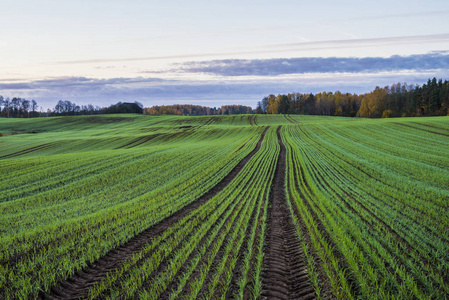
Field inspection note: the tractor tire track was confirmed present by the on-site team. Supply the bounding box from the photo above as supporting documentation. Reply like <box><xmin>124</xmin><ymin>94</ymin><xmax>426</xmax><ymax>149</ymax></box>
<box><xmin>41</xmin><ymin>127</ymin><xmax>269</xmax><ymax>300</ymax></box>
<box><xmin>393</xmin><ymin>122</ymin><xmax>449</xmax><ymax>137</ymax></box>
<box><xmin>285</xmin><ymin>114</ymin><xmax>299</xmax><ymax>124</ymax></box>
<box><xmin>0</xmin><ymin>143</ymin><xmax>54</xmax><ymax>159</ymax></box>
<box><xmin>262</xmin><ymin>126</ymin><xmax>315</xmax><ymax>300</ymax></box>
<box><xmin>115</xmin><ymin>134</ymin><xmax>161</xmax><ymax>149</ymax></box>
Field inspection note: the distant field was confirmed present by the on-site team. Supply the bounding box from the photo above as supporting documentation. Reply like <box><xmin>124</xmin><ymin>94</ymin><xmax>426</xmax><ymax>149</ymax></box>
<box><xmin>0</xmin><ymin>114</ymin><xmax>448</xmax><ymax>299</ymax></box>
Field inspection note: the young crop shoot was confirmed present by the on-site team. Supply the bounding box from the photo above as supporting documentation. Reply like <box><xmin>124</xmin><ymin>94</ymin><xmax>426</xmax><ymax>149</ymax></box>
<box><xmin>0</xmin><ymin>114</ymin><xmax>447</xmax><ymax>299</ymax></box>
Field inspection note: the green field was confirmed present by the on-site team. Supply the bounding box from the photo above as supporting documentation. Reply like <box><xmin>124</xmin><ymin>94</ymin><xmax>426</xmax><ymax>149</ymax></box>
<box><xmin>1</xmin><ymin>114</ymin><xmax>448</xmax><ymax>299</ymax></box>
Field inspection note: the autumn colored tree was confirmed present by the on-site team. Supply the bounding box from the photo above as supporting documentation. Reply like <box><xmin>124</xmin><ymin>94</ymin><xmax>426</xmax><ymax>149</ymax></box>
<box><xmin>258</xmin><ymin>78</ymin><xmax>449</xmax><ymax>118</ymax></box>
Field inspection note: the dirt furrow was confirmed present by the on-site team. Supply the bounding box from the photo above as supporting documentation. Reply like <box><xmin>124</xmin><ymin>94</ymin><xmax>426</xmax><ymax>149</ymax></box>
<box><xmin>0</xmin><ymin>142</ymin><xmax>54</xmax><ymax>159</ymax></box>
<box><xmin>284</xmin><ymin>114</ymin><xmax>298</xmax><ymax>124</ymax></box>
<box><xmin>115</xmin><ymin>134</ymin><xmax>161</xmax><ymax>149</ymax></box>
<box><xmin>262</xmin><ymin>126</ymin><xmax>315</xmax><ymax>300</ymax></box>
<box><xmin>40</xmin><ymin>127</ymin><xmax>269</xmax><ymax>300</ymax></box>
<box><xmin>392</xmin><ymin>122</ymin><xmax>449</xmax><ymax>137</ymax></box>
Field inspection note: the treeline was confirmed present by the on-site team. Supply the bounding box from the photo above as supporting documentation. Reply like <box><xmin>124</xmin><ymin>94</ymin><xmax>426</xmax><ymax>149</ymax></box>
<box><xmin>53</xmin><ymin>100</ymin><xmax>102</xmax><ymax>115</ymax></box>
<box><xmin>53</xmin><ymin>100</ymin><xmax>143</xmax><ymax>116</ymax></box>
<box><xmin>0</xmin><ymin>96</ymin><xmax>39</xmax><ymax>117</ymax></box>
<box><xmin>3</xmin><ymin>78</ymin><xmax>448</xmax><ymax>119</ymax></box>
<box><xmin>144</xmin><ymin>104</ymin><xmax>253</xmax><ymax>115</ymax></box>
<box><xmin>0</xmin><ymin>97</ymin><xmax>144</xmax><ymax>117</ymax></box>
<box><xmin>256</xmin><ymin>78</ymin><xmax>449</xmax><ymax>117</ymax></box>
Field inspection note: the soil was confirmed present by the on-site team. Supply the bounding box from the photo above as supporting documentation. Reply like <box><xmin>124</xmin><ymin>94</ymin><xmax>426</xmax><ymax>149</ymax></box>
<box><xmin>392</xmin><ymin>122</ymin><xmax>449</xmax><ymax>137</ymax></box>
<box><xmin>40</xmin><ymin>127</ymin><xmax>269</xmax><ymax>300</ymax></box>
<box><xmin>261</xmin><ymin>126</ymin><xmax>315</xmax><ymax>300</ymax></box>
<box><xmin>0</xmin><ymin>143</ymin><xmax>53</xmax><ymax>159</ymax></box>
<box><xmin>115</xmin><ymin>134</ymin><xmax>161</xmax><ymax>149</ymax></box>
<box><xmin>284</xmin><ymin>114</ymin><xmax>298</xmax><ymax>124</ymax></box>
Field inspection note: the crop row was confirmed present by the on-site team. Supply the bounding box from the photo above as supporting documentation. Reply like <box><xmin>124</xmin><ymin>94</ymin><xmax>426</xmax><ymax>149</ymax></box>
<box><xmin>83</xmin><ymin>127</ymin><xmax>278</xmax><ymax>299</ymax></box>
<box><xmin>1</xmin><ymin>114</ymin><xmax>448</xmax><ymax>299</ymax></box>
<box><xmin>0</xmin><ymin>123</ymin><xmax>263</xmax><ymax>299</ymax></box>
<box><xmin>85</xmin><ymin>127</ymin><xmax>276</xmax><ymax>299</ymax></box>
<box><xmin>281</xmin><ymin>119</ymin><xmax>449</xmax><ymax>298</ymax></box>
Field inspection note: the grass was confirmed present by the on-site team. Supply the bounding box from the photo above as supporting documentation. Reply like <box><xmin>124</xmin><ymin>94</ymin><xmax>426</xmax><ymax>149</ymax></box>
<box><xmin>0</xmin><ymin>114</ymin><xmax>448</xmax><ymax>299</ymax></box>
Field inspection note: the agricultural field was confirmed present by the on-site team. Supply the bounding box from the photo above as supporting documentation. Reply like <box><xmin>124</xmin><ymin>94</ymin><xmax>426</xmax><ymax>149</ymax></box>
<box><xmin>0</xmin><ymin>114</ymin><xmax>448</xmax><ymax>299</ymax></box>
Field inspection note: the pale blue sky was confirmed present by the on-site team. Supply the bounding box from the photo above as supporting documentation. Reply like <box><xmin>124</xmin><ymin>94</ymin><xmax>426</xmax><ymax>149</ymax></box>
<box><xmin>1</xmin><ymin>0</ymin><xmax>449</xmax><ymax>109</ymax></box>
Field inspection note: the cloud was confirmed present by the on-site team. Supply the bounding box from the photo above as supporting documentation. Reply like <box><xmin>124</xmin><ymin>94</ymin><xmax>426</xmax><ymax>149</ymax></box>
<box><xmin>261</xmin><ymin>33</ymin><xmax>449</xmax><ymax>50</ymax></box>
<box><xmin>2</xmin><ymin>61</ymin><xmax>449</xmax><ymax>110</ymax></box>
<box><xmin>172</xmin><ymin>52</ymin><xmax>449</xmax><ymax>76</ymax></box>
<box><xmin>51</xmin><ymin>33</ymin><xmax>449</xmax><ymax>65</ymax></box>
<box><xmin>343</xmin><ymin>9</ymin><xmax>449</xmax><ymax>21</ymax></box>
<box><xmin>0</xmin><ymin>76</ymin><xmax>272</xmax><ymax>108</ymax></box>
<box><xmin>0</xmin><ymin>77</ymin><xmax>164</xmax><ymax>90</ymax></box>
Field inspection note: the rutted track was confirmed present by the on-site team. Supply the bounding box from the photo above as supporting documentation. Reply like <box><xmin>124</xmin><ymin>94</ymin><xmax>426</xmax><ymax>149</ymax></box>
<box><xmin>262</xmin><ymin>126</ymin><xmax>315</xmax><ymax>300</ymax></box>
<box><xmin>0</xmin><ymin>142</ymin><xmax>54</xmax><ymax>159</ymax></box>
<box><xmin>284</xmin><ymin>114</ymin><xmax>298</xmax><ymax>124</ymax></box>
<box><xmin>115</xmin><ymin>134</ymin><xmax>161</xmax><ymax>149</ymax></box>
<box><xmin>40</xmin><ymin>127</ymin><xmax>269</xmax><ymax>300</ymax></box>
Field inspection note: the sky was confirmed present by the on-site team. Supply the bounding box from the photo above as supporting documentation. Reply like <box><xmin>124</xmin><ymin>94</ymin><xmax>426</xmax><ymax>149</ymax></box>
<box><xmin>1</xmin><ymin>0</ymin><xmax>449</xmax><ymax>110</ymax></box>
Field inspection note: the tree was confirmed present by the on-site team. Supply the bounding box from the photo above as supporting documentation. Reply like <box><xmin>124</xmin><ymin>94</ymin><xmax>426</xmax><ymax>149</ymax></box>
<box><xmin>31</xmin><ymin>100</ymin><xmax>38</xmax><ymax>117</ymax></box>
<box><xmin>278</xmin><ymin>94</ymin><xmax>290</xmax><ymax>114</ymax></box>
<box><xmin>54</xmin><ymin>100</ymin><xmax>64</xmax><ymax>114</ymax></box>
<box><xmin>255</xmin><ymin>101</ymin><xmax>264</xmax><ymax>114</ymax></box>
<box><xmin>315</xmin><ymin>92</ymin><xmax>334</xmax><ymax>116</ymax></box>
<box><xmin>303</xmin><ymin>93</ymin><xmax>315</xmax><ymax>115</ymax></box>
<box><xmin>11</xmin><ymin>98</ymin><xmax>21</xmax><ymax>117</ymax></box>
<box><xmin>0</xmin><ymin>96</ymin><xmax>3</xmax><ymax>116</ymax></box>
<box><xmin>3</xmin><ymin>98</ymin><xmax>10</xmax><ymax>117</ymax></box>
<box><xmin>22</xmin><ymin>99</ymin><xmax>30</xmax><ymax>117</ymax></box>
<box><xmin>358</xmin><ymin>87</ymin><xmax>387</xmax><ymax>117</ymax></box>
<box><xmin>266</xmin><ymin>94</ymin><xmax>278</xmax><ymax>114</ymax></box>
<box><xmin>429</xmin><ymin>77</ymin><xmax>440</xmax><ymax>115</ymax></box>
<box><xmin>440</xmin><ymin>80</ymin><xmax>449</xmax><ymax>115</ymax></box>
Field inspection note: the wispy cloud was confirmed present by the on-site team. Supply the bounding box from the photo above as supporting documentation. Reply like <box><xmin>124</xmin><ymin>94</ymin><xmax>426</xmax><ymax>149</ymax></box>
<box><xmin>4</xmin><ymin>51</ymin><xmax>449</xmax><ymax>109</ymax></box>
<box><xmin>171</xmin><ymin>52</ymin><xmax>449</xmax><ymax>76</ymax></box>
<box><xmin>0</xmin><ymin>77</ymin><xmax>164</xmax><ymax>90</ymax></box>
<box><xmin>2</xmin><ymin>67</ymin><xmax>448</xmax><ymax>110</ymax></box>
<box><xmin>50</xmin><ymin>33</ymin><xmax>449</xmax><ymax>65</ymax></box>
<box><xmin>260</xmin><ymin>34</ymin><xmax>449</xmax><ymax>50</ymax></box>
<box><xmin>343</xmin><ymin>9</ymin><xmax>449</xmax><ymax>21</ymax></box>
<box><xmin>0</xmin><ymin>76</ymin><xmax>270</xmax><ymax>108</ymax></box>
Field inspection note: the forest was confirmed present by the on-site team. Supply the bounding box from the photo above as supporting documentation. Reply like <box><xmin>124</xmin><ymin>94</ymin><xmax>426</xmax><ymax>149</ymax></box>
<box><xmin>256</xmin><ymin>78</ymin><xmax>449</xmax><ymax>117</ymax></box>
<box><xmin>0</xmin><ymin>99</ymin><xmax>144</xmax><ymax>117</ymax></box>
<box><xmin>144</xmin><ymin>104</ymin><xmax>254</xmax><ymax>115</ymax></box>
<box><xmin>1</xmin><ymin>78</ymin><xmax>449</xmax><ymax>118</ymax></box>
<box><xmin>0</xmin><ymin>96</ymin><xmax>40</xmax><ymax>118</ymax></box>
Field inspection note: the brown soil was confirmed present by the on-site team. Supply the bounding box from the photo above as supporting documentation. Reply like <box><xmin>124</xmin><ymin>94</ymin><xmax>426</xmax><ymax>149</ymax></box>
<box><xmin>203</xmin><ymin>116</ymin><xmax>219</xmax><ymax>126</ymax></box>
<box><xmin>410</xmin><ymin>121</ymin><xmax>449</xmax><ymax>133</ymax></box>
<box><xmin>284</xmin><ymin>115</ymin><xmax>298</xmax><ymax>124</ymax></box>
<box><xmin>159</xmin><ymin>184</ymin><xmax>250</xmax><ymax>300</ymax></box>
<box><xmin>115</xmin><ymin>134</ymin><xmax>161</xmax><ymax>149</ymax></box>
<box><xmin>393</xmin><ymin>122</ymin><xmax>449</xmax><ymax>137</ymax></box>
<box><xmin>261</xmin><ymin>126</ymin><xmax>315</xmax><ymax>300</ymax></box>
<box><xmin>40</xmin><ymin>127</ymin><xmax>269</xmax><ymax>300</ymax></box>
